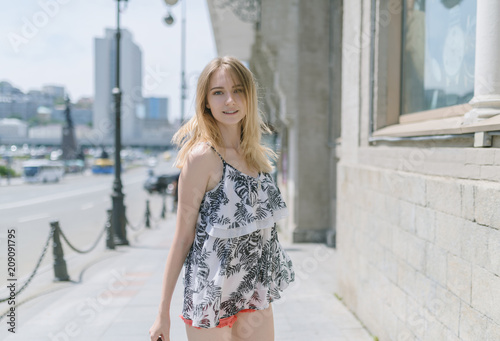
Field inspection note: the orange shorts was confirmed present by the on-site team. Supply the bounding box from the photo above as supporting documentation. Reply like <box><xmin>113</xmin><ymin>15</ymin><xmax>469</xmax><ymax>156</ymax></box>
<box><xmin>180</xmin><ymin>309</ymin><xmax>256</xmax><ymax>329</ymax></box>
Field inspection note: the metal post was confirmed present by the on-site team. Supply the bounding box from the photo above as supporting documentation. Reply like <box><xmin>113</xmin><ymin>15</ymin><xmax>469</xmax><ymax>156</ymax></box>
<box><xmin>105</xmin><ymin>209</ymin><xmax>115</xmax><ymax>250</ymax></box>
<box><xmin>145</xmin><ymin>200</ymin><xmax>151</xmax><ymax>229</ymax></box>
<box><xmin>180</xmin><ymin>0</ymin><xmax>187</xmax><ymax>124</ymax></box>
<box><xmin>51</xmin><ymin>221</ymin><xmax>70</xmax><ymax>282</ymax></box>
<box><xmin>161</xmin><ymin>194</ymin><xmax>167</xmax><ymax>219</ymax></box>
<box><xmin>111</xmin><ymin>0</ymin><xmax>129</xmax><ymax>246</ymax></box>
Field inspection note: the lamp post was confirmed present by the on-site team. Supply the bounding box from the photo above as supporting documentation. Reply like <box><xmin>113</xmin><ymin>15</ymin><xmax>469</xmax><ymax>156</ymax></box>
<box><xmin>111</xmin><ymin>0</ymin><xmax>128</xmax><ymax>245</ymax></box>
<box><xmin>163</xmin><ymin>0</ymin><xmax>187</xmax><ymax>125</ymax></box>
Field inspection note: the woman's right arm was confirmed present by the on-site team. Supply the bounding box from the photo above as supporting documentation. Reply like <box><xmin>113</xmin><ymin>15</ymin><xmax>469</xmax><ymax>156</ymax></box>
<box><xmin>149</xmin><ymin>146</ymin><xmax>213</xmax><ymax>341</ymax></box>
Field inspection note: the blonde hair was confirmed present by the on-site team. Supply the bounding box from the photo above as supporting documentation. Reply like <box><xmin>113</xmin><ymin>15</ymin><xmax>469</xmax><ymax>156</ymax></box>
<box><xmin>172</xmin><ymin>56</ymin><xmax>276</xmax><ymax>173</ymax></box>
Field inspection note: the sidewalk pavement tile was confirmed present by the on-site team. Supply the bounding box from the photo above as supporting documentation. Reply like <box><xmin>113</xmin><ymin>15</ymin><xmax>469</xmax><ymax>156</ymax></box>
<box><xmin>0</xmin><ymin>215</ymin><xmax>374</xmax><ymax>341</ymax></box>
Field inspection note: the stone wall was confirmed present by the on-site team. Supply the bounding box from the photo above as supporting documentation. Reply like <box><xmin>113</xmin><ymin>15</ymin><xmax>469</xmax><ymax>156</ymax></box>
<box><xmin>336</xmin><ymin>153</ymin><xmax>500</xmax><ymax>340</ymax></box>
<box><xmin>336</xmin><ymin>0</ymin><xmax>500</xmax><ymax>339</ymax></box>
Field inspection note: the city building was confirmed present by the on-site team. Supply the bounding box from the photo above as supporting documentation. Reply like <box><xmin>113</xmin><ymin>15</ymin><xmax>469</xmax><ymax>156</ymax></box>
<box><xmin>144</xmin><ymin>97</ymin><xmax>169</xmax><ymax>121</ymax></box>
<box><xmin>42</xmin><ymin>85</ymin><xmax>65</xmax><ymax>100</ymax></box>
<box><xmin>51</xmin><ymin>106</ymin><xmax>93</xmax><ymax>126</ymax></box>
<box><xmin>207</xmin><ymin>0</ymin><xmax>500</xmax><ymax>340</ymax></box>
<box><xmin>93</xmin><ymin>28</ymin><xmax>143</xmax><ymax>144</ymax></box>
<box><xmin>29</xmin><ymin>123</ymin><xmax>62</xmax><ymax>140</ymax></box>
<box><xmin>0</xmin><ymin>118</ymin><xmax>28</xmax><ymax>139</ymax></box>
<box><xmin>0</xmin><ymin>81</ymin><xmax>64</xmax><ymax>121</ymax></box>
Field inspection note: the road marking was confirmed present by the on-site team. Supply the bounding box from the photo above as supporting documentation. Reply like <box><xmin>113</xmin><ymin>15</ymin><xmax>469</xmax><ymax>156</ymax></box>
<box><xmin>0</xmin><ymin>184</ymin><xmax>109</xmax><ymax>210</ymax></box>
<box><xmin>18</xmin><ymin>213</ymin><xmax>50</xmax><ymax>223</ymax></box>
<box><xmin>0</xmin><ymin>176</ymin><xmax>143</xmax><ymax>210</ymax></box>
<box><xmin>81</xmin><ymin>202</ymin><xmax>95</xmax><ymax>210</ymax></box>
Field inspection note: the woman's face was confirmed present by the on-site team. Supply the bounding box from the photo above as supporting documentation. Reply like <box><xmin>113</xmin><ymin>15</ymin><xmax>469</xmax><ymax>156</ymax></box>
<box><xmin>206</xmin><ymin>67</ymin><xmax>246</xmax><ymax>129</ymax></box>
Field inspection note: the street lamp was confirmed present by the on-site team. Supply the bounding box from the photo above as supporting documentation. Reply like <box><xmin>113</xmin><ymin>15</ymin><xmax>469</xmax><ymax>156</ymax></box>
<box><xmin>163</xmin><ymin>0</ymin><xmax>187</xmax><ymax>125</ymax></box>
<box><xmin>111</xmin><ymin>0</ymin><xmax>128</xmax><ymax>245</ymax></box>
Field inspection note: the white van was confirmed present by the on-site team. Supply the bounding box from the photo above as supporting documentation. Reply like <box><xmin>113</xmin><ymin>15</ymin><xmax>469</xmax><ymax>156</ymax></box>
<box><xmin>23</xmin><ymin>160</ymin><xmax>65</xmax><ymax>183</ymax></box>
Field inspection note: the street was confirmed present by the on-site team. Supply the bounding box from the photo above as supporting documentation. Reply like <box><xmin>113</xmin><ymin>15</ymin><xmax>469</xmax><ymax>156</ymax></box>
<box><xmin>0</xmin><ymin>156</ymin><xmax>178</xmax><ymax>289</ymax></box>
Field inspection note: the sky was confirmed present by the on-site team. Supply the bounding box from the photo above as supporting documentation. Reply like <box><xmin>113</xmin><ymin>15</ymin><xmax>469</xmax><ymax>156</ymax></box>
<box><xmin>0</xmin><ymin>0</ymin><xmax>218</xmax><ymax>121</ymax></box>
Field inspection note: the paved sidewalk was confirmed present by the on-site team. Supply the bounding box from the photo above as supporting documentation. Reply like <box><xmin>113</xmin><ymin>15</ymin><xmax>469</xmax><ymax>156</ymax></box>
<box><xmin>0</xmin><ymin>214</ymin><xmax>373</xmax><ymax>341</ymax></box>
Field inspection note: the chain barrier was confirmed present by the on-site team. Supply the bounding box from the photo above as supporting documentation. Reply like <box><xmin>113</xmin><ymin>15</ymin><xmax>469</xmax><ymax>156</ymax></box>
<box><xmin>58</xmin><ymin>224</ymin><xmax>107</xmax><ymax>254</ymax></box>
<box><xmin>125</xmin><ymin>216</ymin><xmax>146</xmax><ymax>231</ymax></box>
<box><xmin>0</xmin><ymin>195</ymin><xmax>168</xmax><ymax>319</ymax></box>
<box><xmin>0</xmin><ymin>225</ymin><xmax>55</xmax><ymax>306</ymax></box>
<box><xmin>150</xmin><ymin>195</ymin><xmax>168</xmax><ymax>224</ymax></box>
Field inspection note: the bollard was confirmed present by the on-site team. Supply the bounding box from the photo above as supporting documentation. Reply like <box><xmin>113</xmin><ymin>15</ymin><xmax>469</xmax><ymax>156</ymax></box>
<box><xmin>112</xmin><ymin>202</ymin><xmax>129</xmax><ymax>246</ymax></box>
<box><xmin>145</xmin><ymin>200</ymin><xmax>151</xmax><ymax>229</ymax></box>
<box><xmin>51</xmin><ymin>221</ymin><xmax>70</xmax><ymax>282</ymax></box>
<box><xmin>161</xmin><ymin>194</ymin><xmax>166</xmax><ymax>219</ymax></box>
<box><xmin>105</xmin><ymin>209</ymin><xmax>115</xmax><ymax>250</ymax></box>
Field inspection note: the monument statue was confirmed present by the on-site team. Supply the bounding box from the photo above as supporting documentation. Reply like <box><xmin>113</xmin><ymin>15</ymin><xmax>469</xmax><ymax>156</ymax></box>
<box><xmin>61</xmin><ymin>96</ymin><xmax>78</xmax><ymax>160</ymax></box>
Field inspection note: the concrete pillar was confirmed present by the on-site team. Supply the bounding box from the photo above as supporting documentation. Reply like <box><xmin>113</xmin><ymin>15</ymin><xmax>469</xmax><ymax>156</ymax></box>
<box><xmin>291</xmin><ymin>0</ymin><xmax>331</xmax><ymax>243</ymax></box>
<box><xmin>464</xmin><ymin>0</ymin><xmax>500</xmax><ymax>124</ymax></box>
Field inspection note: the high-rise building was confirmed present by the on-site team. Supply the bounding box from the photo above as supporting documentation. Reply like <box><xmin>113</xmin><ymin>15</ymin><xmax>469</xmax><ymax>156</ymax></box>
<box><xmin>144</xmin><ymin>97</ymin><xmax>169</xmax><ymax>121</ymax></box>
<box><xmin>94</xmin><ymin>28</ymin><xmax>142</xmax><ymax>143</ymax></box>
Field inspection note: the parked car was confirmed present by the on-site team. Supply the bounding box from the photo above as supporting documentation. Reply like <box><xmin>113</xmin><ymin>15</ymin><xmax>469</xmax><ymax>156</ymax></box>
<box><xmin>144</xmin><ymin>173</ymin><xmax>179</xmax><ymax>194</ymax></box>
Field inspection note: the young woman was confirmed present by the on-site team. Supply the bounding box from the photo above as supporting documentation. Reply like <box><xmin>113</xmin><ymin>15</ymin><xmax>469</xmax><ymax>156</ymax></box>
<box><xmin>149</xmin><ymin>56</ymin><xmax>294</xmax><ymax>341</ymax></box>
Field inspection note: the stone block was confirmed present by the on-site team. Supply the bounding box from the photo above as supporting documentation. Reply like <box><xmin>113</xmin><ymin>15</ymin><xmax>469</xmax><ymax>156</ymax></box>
<box><xmin>372</xmin><ymin>191</ymin><xmax>386</xmax><ymax>219</ymax></box>
<box><xmin>398</xmin><ymin>260</ymin><xmax>416</xmax><ymax>295</ymax></box>
<box><xmin>407</xmin><ymin>173</ymin><xmax>427</xmax><ymax>207</ymax></box>
<box><xmin>399</xmin><ymin>200</ymin><xmax>416</xmax><ymax>234</ymax></box>
<box><xmin>446</xmin><ymin>254</ymin><xmax>472</xmax><ymax>304</ymax></box>
<box><xmin>413</xmin><ymin>270</ymin><xmax>434</xmax><ymax>306</ymax></box>
<box><xmin>461</xmin><ymin>220</ymin><xmax>489</xmax><ymax>267</ymax></box>
<box><xmin>393</xmin><ymin>228</ymin><xmax>409</xmax><ymax>262</ymax></box>
<box><xmin>495</xmin><ymin>149</ymin><xmax>500</xmax><ymax>166</ymax></box>
<box><xmin>459</xmin><ymin>303</ymin><xmax>487</xmax><ymax>341</ymax></box>
<box><xmin>382</xmin><ymin>309</ymin><xmax>400</xmax><ymax>341</ymax></box>
<box><xmin>426</xmin><ymin>177</ymin><xmax>462</xmax><ymax>217</ymax></box>
<box><xmin>396</xmin><ymin>318</ymin><xmax>418</xmax><ymax>341</ymax></box>
<box><xmin>474</xmin><ymin>184</ymin><xmax>500</xmax><ymax>230</ymax></box>
<box><xmin>471</xmin><ymin>265</ymin><xmax>500</xmax><ymax>322</ymax></box>
<box><xmin>377</xmin><ymin>219</ymin><xmax>393</xmax><ymax>251</ymax></box>
<box><xmin>465</xmin><ymin>148</ymin><xmax>496</xmax><ymax>165</ymax></box>
<box><xmin>390</xmin><ymin>284</ymin><xmax>407</xmax><ymax>322</ymax></box>
<box><xmin>435</xmin><ymin>211</ymin><xmax>464</xmax><ymax>256</ymax></box>
<box><xmin>480</xmin><ymin>165</ymin><xmax>500</xmax><ymax>182</ymax></box>
<box><xmin>392</xmin><ymin>171</ymin><xmax>426</xmax><ymax>207</ymax></box>
<box><xmin>486</xmin><ymin>319</ymin><xmax>500</xmax><ymax>341</ymax></box>
<box><xmin>425</xmin><ymin>243</ymin><xmax>447</xmax><ymax>287</ymax></box>
<box><xmin>384</xmin><ymin>194</ymin><xmax>400</xmax><ymax>226</ymax></box>
<box><xmin>405</xmin><ymin>296</ymin><xmax>427</xmax><ymax>340</ymax></box>
<box><xmin>429</xmin><ymin>284</ymin><xmax>461</xmax><ymax>336</ymax></box>
<box><xmin>461</xmin><ymin>182</ymin><xmax>475</xmax><ymax>222</ymax></box>
<box><xmin>381</xmin><ymin>248</ymin><xmax>398</xmax><ymax>284</ymax></box>
<box><xmin>415</xmin><ymin>206</ymin><xmax>436</xmax><ymax>242</ymax></box>
<box><xmin>425</xmin><ymin>316</ymin><xmax>460</xmax><ymax>341</ymax></box>
<box><xmin>406</xmin><ymin>234</ymin><xmax>426</xmax><ymax>273</ymax></box>
<box><xmin>486</xmin><ymin>228</ymin><xmax>500</xmax><ymax>276</ymax></box>
<box><xmin>374</xmin><ymin>272</ymin><xmax>394</xmax><ymax>308</ymax></box>
<box><xmin>463</xmin><ymin>164</ymin><xmax>482</xmax><ymax>179</ymax></box>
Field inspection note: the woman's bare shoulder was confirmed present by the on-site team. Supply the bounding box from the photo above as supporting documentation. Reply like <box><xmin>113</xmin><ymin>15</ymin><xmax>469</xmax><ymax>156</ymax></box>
<box><xmin>184</xmin><ymin>142</ymin><xmax>220</xmax><ymax>173</ymax></box>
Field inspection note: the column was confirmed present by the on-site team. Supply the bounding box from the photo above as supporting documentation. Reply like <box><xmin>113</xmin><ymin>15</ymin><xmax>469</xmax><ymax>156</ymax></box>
<box><xmin>464</xmin><ymin>0</ymin><xmax>500</xmax><ymax>124</ymax></box>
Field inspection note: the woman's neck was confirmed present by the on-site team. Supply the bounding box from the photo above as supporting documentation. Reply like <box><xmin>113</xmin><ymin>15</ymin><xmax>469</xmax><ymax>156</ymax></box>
<box><xmin>217</xmin><ymin>123</ymin><xmax>242</xmax><ymax>150</ymax></box>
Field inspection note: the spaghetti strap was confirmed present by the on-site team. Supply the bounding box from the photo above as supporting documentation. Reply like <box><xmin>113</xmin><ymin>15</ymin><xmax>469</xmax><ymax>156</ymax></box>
<box><xmin>206</xmin><ymin>142</ymin><xmax>225</xmax><ymax>164</ymax></box>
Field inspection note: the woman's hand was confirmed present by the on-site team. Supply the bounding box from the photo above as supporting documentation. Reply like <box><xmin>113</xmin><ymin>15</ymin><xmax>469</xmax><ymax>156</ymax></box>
<box><xmin>149</xmin><ymin>313</ymin><xmax>170</xmax><ymax>341</ymax></box>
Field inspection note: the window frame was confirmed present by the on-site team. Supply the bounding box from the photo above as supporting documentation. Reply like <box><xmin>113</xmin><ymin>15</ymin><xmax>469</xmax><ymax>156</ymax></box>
<box><xmin>370</xmin><ymin>0</ymin><xmax>499</xmax><ymax>138</ymax></box>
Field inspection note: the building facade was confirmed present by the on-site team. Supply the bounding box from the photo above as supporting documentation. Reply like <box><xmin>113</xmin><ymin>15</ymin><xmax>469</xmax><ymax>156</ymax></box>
<box><xmin>94</xmin><ymin>29</ymin><xmax>143</xmax><ymax>144</ymax></box>
<box><xmin>207</xmin><ymin>0</ymin><xmax>500</xmax><ymax>340</ymax></box>
<box><xmin>0</xmin><ymin>81</ymin><xmax>59</xmax><ymax>121</ymax></box>
<box><xmin>337</xmin><ymin>1</ymin><xmax>500</xmax><ymax>340</ymax></box>
<box><xmin>144</xmin><ymin>97</ymin><xmax>169</xmax><ymax>121</ymax></box>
